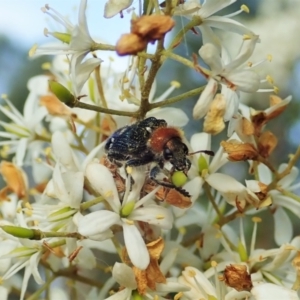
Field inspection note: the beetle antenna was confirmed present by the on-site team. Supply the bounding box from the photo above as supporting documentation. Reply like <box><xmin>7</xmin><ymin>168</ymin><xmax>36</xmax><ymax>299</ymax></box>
<box><xmin>188</xmin><ymin>150</ymin><xmax>214</xmax><ymax>156</ymax></box>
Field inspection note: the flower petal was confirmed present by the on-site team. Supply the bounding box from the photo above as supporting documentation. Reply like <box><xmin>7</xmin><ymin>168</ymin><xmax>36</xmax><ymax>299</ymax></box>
<box><xmin>112</xmin><ymin>262</ymin><xmax>137</xmax><ymax>289</ymax></box>
<box><xmin>130</xmin><ymin>205</ymin><xmax>173</xmax><ymax>230</ymax></box>
<box><xmin>193</xmin><ymin>79</ymin><xmax>218</xmax><ymax>119</ymax></box>
<box><xmin>78</xmin><ymin>210</ymin><xmax>120</xmax><ymax>236</ymax></box>
<box><xmin>85</xmin><ymin>162</ymin><xmax>120</xmax><ymax>212</ymax></box>
<box><xmin>122</xmin><ymin>221</ymin><xmax>149</xmax><ymax>270</ymax></box>
<box><xmin>273</xmin><ymin>206</ymin><xmax>293</xmax><ymax>246</ymax></box>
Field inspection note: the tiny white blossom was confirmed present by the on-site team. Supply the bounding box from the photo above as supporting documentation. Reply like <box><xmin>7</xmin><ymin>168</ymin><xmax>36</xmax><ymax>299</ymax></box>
<box><xmin>174</xmin><ymin>0</ymin><xmax>254</xmax><ymax>49</ymax></box>
<box><xmin>193</xmin><ymin>36</ymin><xmax>267</xmax><ymax>120</ymax></box>
<box><xmin>78</xmin><ymin>162</ymin><xmax>173</xmax><ymax>270</ymax></box>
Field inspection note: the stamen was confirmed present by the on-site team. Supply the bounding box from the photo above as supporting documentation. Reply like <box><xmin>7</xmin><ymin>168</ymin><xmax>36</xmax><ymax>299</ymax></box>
<box><xmin>224</xmin><ymin>5</ymin><xmax>249</xmax><ymax>18</ymax></box>
<box><xmin>250</xmin><ymin>217</ymin><xmax>261</xmax><ymax>255</ymax></box>
<box><xmin>266</xmin><ymin>75</ymin><xmax>274</xmax><ymax>85</ymax></box>
<box><xmin>154</xmin><ymin>81</ymin><xmax>180</xmax><ymax>102</ymax></box>
<box><xmin>156</xmin><ymin>214</ymin><xmax>164</xmax><ymax>219</ymax></box>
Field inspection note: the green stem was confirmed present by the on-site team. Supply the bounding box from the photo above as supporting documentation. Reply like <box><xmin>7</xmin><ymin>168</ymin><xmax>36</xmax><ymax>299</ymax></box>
<box><xmin>267</xmin><ymin>146</ymin><xmax>300</xmax><ymax>190</ymax></box>
<box><xmin>203</xmin><ymin>182</ymin><xmax>224</xmax><ymax>223</ymax></box>
<box><xmin>27</xmin><ymin>275</ymin><xmax>56</xmax><ymax>300</ymax></box>
<box><xmin>30</xmin><ymin>230</ymin><xmax>84</xmax><ymax>240</ymax></box>
<box><xmin>80</xmin><ymin>196</ymin><xmax>105</xmax><ymax>211</ymax></box>
<box><xmin>139</xmin><ymin>38</ymin><xmax>165</xmax><ymax>118</ymax></box>
<box><xmin>68</xmin><ymin>100</ymin><xmax>138</xmax><ymax>117</ymax></box>
<box><xmin>163</xmin><ymin>51</ymin><xmax>195</xmax><ymax>68</ymax></box>
<box><xmin>167</xmin><ymin>16</ymin><xmax>203</xmax><ymax>50</ymax></box>
<box><xmin>149</xmin><ymin>86</ymin><xmax>205</xmax><ymax>109</ymax></box>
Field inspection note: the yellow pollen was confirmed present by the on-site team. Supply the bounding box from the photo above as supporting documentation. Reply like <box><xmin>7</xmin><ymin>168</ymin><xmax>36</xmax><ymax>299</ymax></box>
<box><xmin>153</xmin><ymin>296</ymin><xmax>159</xmax><ymax>300</ymax></box>
<box><xmin>285</xmin><ymin>245</ymin><xmax>296</xmax><ymax>250</ymax></box>
<box><xmin>174</xmin><ymin>292</ymin><xmax>183</xmax><ymax>300</ymax></box>
<box><xmin>178</xmin><ymin>227</ymin><xmax>186</xmax><ymax>235</ymax></box>
<box><xmin>156</xmin><ymin>214</ymin><xmax>164</xmax><ymax>220</ymax></box>
<box><xmin>41</xmin><ymin>62</ymin><xmax>51</xmax><ymax>70</ymax></box>
<box><xmin>215</xmin><ymin>232</ymin><xmax>222</xmax><ymax>238</ymax></box>
<box><xmin>241</xmin><ymin>4</ymin><xmax>250</xmax><ymax>13</ymax></box>
<box><xmin>211</xmin><ymin>260</ymin><xmax>218</xmax><ymax>267</ymax></box>
<box><xmin>1</xmin><ymin>94</ymin><xmax>8</xmax><ymax>99</ymax></box>
<box><xmin>252</xmin><ymin>216</ymin><xmax>262</xmax><ymax>223</ymax></box>
<box><xmin>16</xmin><ymin>207</ymin><xmax>22</xmax><ymax>213</ymax></box>
<box><xmin>29</xmin><ymin>188</ymin><xmax>38</xmax><ymax>195</ymax></box>
<box><xmin>25</xmin><ymin>202</ymin><xmax>32</xmax><ymax>209</ymax></box>
<box><xmin>171</xmin><ymin>80</ymin><xmax>181</xmax><ymax>88</ymax></box>
<box><xmin>243</xmin><ymin>34</ymin><xmax>252</xmax><ymax>40</ymax></box>
<box><xmin>267</xmin><ymin>54</ymin><xmax>272</xmax><ymax>62</ymax></box>
<box><xmin>44</xmin><ymin>147</ymin><xmax>52</xmax><ymax>156</ymax></box>
<box><xmin>126</xmin><ymin>166</ymin><xmax>133</xmax><ymax>174</ymax></box>
<box><xmin>266</xmin><ymin>75</ymin><xmax>274</xmax><ymax>84</ymax></box>
<box><xmin>28</xmin><ymin>44</ymin><xmax>38</xmax><ymax>57</ymax></box>
<box><xmin>25</xmin><ymin>209</ymin><xmax>32</xmax><ymax>217</ymax></box>
<box><xmin>122</xmin><ymin>77</ymin><xmax>129</xmax><ymax>84</ymax></box>
<box><xmin>35</xmin><ymin>157</ymin><xmax>42</xmax><ymax>163</ymax></box>
<box><xmin>104</xmin><ymin>190</ymin><xmax>113</xmax><ymax>198</ymax></box>
<box><xmin>273</xmin><ymin>86</ymin><xmax>279</xmax><ymax>94</ymax></box>
<box><xmin>0</xmin><ymin>277</ymin><xmax>3</xmax><ymax>284</ymax></box>
<box><xmin>104</xmin><ymin>266</ymin><xmax>113</xmax><ymax>273</ymax></box>
<box><xmin>125</xmin><ymin>219</ymin><xmax>134</xmax><ymax>225</ymax></box>
<box><xmin>247</xmin><ymin>61</ymin><xmax>253</xmax><ymax>67</ymax></box>
<box><xmin>0</xmin><ymin>146</ymin><xmax>10</xmax><ymax>158</ymax></box>
<box><xmin>188</xmin><ymin>269</ymin><xmax>196</xmax><ymax>277</ymax></box>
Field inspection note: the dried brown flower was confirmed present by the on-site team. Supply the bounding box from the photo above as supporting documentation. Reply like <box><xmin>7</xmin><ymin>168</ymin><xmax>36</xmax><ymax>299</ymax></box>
<box><xmin>221</xmin><ymin>264</ymin><xmax>253</xmax><ymax>292</ymax></box>
<box><xmin>221</xmin><ymin>140</ymin><xmax>258</xmax><ymax>161</ymax></box>
<box><xmin>131</xmin><ymin>15</ymin><xmax>175</xmax><ymax>40</ymax></box>
<box><xmin>257</xmin><ymin>131</ymin><xmax>277</xmax><ymax>158</ymax></box>
<box><xmin>116</xmin><ymin>33</ymin><xmax>148</xmax><ymax>56</ymax></box>
<box><xmin>203</xmin><ymin>94</ymin><xmax>226</xmax><ymax>135</ymax></box>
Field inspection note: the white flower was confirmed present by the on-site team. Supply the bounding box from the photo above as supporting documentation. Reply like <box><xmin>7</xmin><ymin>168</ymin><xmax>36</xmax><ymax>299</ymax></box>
<box><xmin>31</xmin><ymin>0</ymin><xmax>102</xmax><ymax>97</ymax></box>
<box><xmin>256</xmin><ymin>163</ymin><xmax>300</xmax><ymax>246</ymax></box>
<box><xmin>193</xmin><ymin>36</ymin><xmax>266</xmax><ymax>120</ymax></box>
<box><xmin>32</xmin><ymin>0</ymin><xmax>95</xmax><ymax>57</ymax></box>
<box><xmin>178</xmin><ymin>266</ymin><xmax>217</xmax><ymax>300</ymax></box>
<box><xmin>104</xmin><ymin>0</ymin><xmax>134</xmax><ymax>18</ymax></box>
<box><xmin>186</xmin><ymin>132</ymin><xmax>255</xmax><ymax>210</ymax></box>
<box><xmin>251</xmin><ymin>283</ymin><xmax>299</xmax><ymax>300</ymax></box>
<box><xmin>174</xmin><ymin>0</ymin><xmax>254</xmax><ymax>49</ymax></box>
<box><xmin>78</xmin><ymin>162</ymin><xmax>173</xmax><ymax>270</ymax></box>
<box><xmin>0</xmin><ymin>78</ymin><xmax>48</xmax><ymax>166</ymax></box>
<box><xmin>0</xmin><ymin>203</ymin><xmax>44</xmax><ymax>300</ymax></box>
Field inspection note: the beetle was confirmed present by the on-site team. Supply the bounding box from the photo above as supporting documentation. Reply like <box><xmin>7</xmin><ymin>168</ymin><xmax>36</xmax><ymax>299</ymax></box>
<box><xmin>105</xmin><ymin>117</ymin><xmax>212</xmax><ymax>196</ymax></box>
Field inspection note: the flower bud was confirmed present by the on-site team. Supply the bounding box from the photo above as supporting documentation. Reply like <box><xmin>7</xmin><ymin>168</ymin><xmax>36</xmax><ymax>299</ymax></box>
<box><xmin>2</xmin><ymin>225</ymin><xmax>35</xmax><ymax>239</ymax></box>
<box><xmin>48</xmin><ymin>80</ymin><xmax>75</xmax><ymax>106</ymax></box>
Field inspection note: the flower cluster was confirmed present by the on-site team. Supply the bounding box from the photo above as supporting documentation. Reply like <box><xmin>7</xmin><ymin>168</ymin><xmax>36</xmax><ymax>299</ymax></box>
<box><xmin>0</xmin><ymin>0</ymin><xmax>299</xmax><ymax>299</ymax></box>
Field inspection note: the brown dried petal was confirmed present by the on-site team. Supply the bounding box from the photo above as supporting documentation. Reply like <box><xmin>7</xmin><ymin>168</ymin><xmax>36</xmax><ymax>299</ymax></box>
<box><xmin>222</xmin><ymin>264</ymin><xmax>253</xmax><ymax>292</ymax></box>
<box><xmin>116</xmin><ymin>33</ymin><xmax>147</xmax><ymax>56</ymax></box>
<box><xmin>164</xmin><ymin>188</ymin><xmax>192</xmax><ymax>208</ymax></box>
<box><xmin>133</xmin><ymin>238</ymin><xmax>166</xmax><ymax>294</ymax></box>
<box><xmin>132</xmin><ymin>15</ymin><xmax>175</xmax><ymax>40</ymax></box>
<box><xmin>258</xmin><ymin>131</ymin><xmax>277</xmax><ymax>158</ymax></box>
<box><xmin>203</xmin><ymin>94</ymin><xmax>226</xmax><ymax>135</ymax></box>
<box><xmin>241</xmin><ymin>117</ymin><xmax>255</xmax><ymax>136</ymax></box>
<box><xmin>0</xmin><ymin>161</ymin><xmax>27</xmax><ymax>200</ymax></box>
<box><xmin>251</xmin><ymin>111</ymin><xmax>267</xmax><ymax>134</ymax></box>
<box><xmin>40</xmin><ymin>95</ymin><xmax>73</xmax><ymax>117</ymax></box>
<box><xmin>221</xmin><ymin>140</ymin><xmax>258</xmax><ymax>161</ymax></box>
<box><xmin>144</xmin><ymin>181</ymin><xmax>192</xmax><ymax>208</ymax></box>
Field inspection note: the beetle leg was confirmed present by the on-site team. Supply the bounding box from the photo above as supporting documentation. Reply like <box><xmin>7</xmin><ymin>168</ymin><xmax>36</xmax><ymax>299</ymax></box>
<box><xmin>149</xmin><ymin>166</ymin><xmax>191</xmax><ymax>197</ymax></box>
